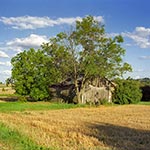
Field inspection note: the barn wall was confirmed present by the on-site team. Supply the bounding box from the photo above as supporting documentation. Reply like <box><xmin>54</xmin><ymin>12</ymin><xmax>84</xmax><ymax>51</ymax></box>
<box><xmin>81</xmin><ymin>85</ymin><xmax>111</xmax><ymax>104</ymax></box>
<box><xmin>49</xmin><ymin>78</ymin><xmax>114</xmax><ymax>104</ymax></box>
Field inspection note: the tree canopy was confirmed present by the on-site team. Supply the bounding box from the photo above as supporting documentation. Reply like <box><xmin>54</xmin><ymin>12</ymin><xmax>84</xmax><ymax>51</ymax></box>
<box><xmin>11</xmin><ymin>16</ymin><xmax>132</xmax><ymax>102</ymax></box>
<box><xmin>42</xmin><ymin>16</ymin><xmax>132</xmax><ymax>103</ymax></box>
<box><xmin>11</xmin><ymin>48</ymin><xmax>60</xmax><ymax>101</ymax></box>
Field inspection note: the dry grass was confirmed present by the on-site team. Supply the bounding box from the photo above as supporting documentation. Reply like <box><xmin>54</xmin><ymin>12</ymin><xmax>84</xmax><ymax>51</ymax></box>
<box><xmin>0</xmin><ymin>86</ymin><xmax>15</xmax><ymax>95</ymax></box>
<box><xmin>0</xmin><ymin>86</ymin><xmax>16</xmax><ymax>102</ymax></box>
<box><xmin>0</xmin><ymin>105</ymin><xmax>150</xmax><ymax>150</ymax></box>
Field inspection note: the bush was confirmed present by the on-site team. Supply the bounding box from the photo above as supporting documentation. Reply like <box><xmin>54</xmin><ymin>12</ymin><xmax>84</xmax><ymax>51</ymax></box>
<box><xmin>2</xmin><ymin>88</ymin><xmax>5</xmax><ymax>92</ymax></box>
<box><xmin>30</xmin><ymin>88</ymin><xmax>49</xmax><ymax>101</ymax></box>
<box><xmin>18</xmin><ymin>96</ymin><xmax>27</xmax><ymax>102</ymax></box>
<box><xmin>113</xmin><ymin>79</ymin><xmax>142</xmax><ymax>104</ymax></box>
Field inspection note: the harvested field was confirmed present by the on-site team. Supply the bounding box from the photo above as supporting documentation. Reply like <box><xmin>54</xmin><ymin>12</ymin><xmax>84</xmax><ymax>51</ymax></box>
<box><xmin>0</xmin><ymin>87</ymin><xmax>15</xmax><ymax>95</ymax></box>
<box><xmin>0</xmin><ymin>105</ymin><xmax>150</xmax><ymax>150</ymax></box>
<box><xmin>0</xmin><ymin>85</ymin><xmax>16</xmax><ymax>102</ymax></box>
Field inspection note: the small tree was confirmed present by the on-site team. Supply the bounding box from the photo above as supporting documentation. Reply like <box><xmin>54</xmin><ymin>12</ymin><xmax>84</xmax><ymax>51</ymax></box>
<box><xmin>113</xmin><ymin>79</ymin><xmax>142</xmax><ymax>104</ymax></box>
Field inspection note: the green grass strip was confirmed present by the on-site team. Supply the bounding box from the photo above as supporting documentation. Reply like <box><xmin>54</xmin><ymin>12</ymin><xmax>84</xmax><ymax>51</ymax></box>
<box><xmin>138</xmin><ymin>101</ymin><xmax>150</xmax><ymax>105</ymax></box>
<box><xmin>0</xmin><ymin>122</ymin><xmax>51</xmax><ymax>150</ymax></box>
<box><xmin>0</xmin><ymin>102</ymin><xmax>85</xmax><ymax>112</ymax></box>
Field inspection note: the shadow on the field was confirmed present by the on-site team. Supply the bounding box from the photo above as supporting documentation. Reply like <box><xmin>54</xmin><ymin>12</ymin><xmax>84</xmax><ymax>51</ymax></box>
<box><xmin>0</xmin><ymin>96</ymin><xmax>17</xmax><ymax>102</ymax></box>
<box><xmin>87</xmin><ymin>122</ymin><xmax>150</xmax><ymax>150</ymax></box>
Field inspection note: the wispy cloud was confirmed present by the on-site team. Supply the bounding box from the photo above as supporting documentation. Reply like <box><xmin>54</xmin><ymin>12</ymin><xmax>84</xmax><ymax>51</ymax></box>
<box><xmin>106</xmin><ymin>32</ymin><xmax>119</xmax><ymax>38</ymax></box>
<box><xmin>0</xmin><ymin>16</ymin><xmax>104</xmax><ymax>30</ymax></box>
<box><xmin>139</xmin><ymin>56</ymin><xmax>150</xmax><ymax>60</ymax></box>
<box><xmin>0</xmin><ymin>70</ymin><xmax>11</xmax><ymax>76</ymax></box>
<box><xmin>0</xmin><ymin>51</ymin><xmax>9</xmax><ymax>58</ymax></box>
<box><xmin>0</xmin><ymin>61</ymin><xmax>11</xmax><ymax>66</ymax></box>
<box><xmin>122</xmin><ymin>27</ymin><xmax>150</xmax><ymax>48</ymax></box>
<box><xmin>134</xmin><ymin>69</ymin><xmax>145</xmax><ymax>72</ymax></box>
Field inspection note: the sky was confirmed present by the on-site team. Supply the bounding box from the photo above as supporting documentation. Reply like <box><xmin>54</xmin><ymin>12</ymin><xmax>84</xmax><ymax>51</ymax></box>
<box><xmin>0</xmin><ymin>0</ymin><xmax>150</xmax><ymax>82</ymax></box>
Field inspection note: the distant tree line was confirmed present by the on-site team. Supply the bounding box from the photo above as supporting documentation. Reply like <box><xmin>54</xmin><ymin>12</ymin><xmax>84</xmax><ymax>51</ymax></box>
<box><xmin>8</xmin><ymin>16</ymin><xmax>144</xmax><ymax>104</ymax></box>
<box><xmin>136</xmin><ymin>78</ymin><xmax>150</xmax><ymax>101</ymax></box>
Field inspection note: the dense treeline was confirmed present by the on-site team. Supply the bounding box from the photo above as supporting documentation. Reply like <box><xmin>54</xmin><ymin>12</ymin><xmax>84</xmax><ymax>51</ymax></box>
<box><xmin>8</xmin><ymin>16</ymin><xmax>144</xmax><ymax>104</ymax></box>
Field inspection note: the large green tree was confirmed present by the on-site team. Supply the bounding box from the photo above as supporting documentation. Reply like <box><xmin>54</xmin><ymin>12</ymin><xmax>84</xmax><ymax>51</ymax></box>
<box><xmin>42</xmin><ymin>16</ymin><xmax>132</xmax><ymax>103</ymax></box>
<box><xmin>11</xmin><ymin>48</ymin><xmax>59</xmax><ymax>101</ymax></box>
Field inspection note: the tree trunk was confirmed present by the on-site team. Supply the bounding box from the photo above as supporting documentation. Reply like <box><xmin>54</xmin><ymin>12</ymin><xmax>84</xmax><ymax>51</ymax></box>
<box><xmin>75</xmin><ymin>81</ymin><xmax>86</xmax><ymax>104</ymax></box>
<box><xmin>74</xmin><ymin>79</ymin><xmax>82</xmax><ymax>104</ymax></box>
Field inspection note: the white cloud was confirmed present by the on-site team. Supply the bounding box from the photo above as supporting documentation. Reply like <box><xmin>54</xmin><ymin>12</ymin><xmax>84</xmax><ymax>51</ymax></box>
<box><xmin>94</xmin><ymin>16</ymin><xmax>104</xmax><ymax>23</ymax></box>
<box><xmin>122</xmin><ymin>27</ymin><xmax>150</xmax><ymax>48</ymax></box>
<box><xmin>0</xmin><ymin>16</ymin><xmax>57</xmax><ymax>29</ymax></box>
<box><xmin>0</xmin><ymin>34</ymin><xmax>49</xmax><ymax>80</ymax></box>
<box><xmin>56</xmin><ymin>17</ymin><xmax>82</xmax><ymax>25</ymax></box>
<box><xmin>0</xmin><ymin>46</ymin><xmax>22</xmax><ymax>53</ymax></box>
<box><xmin>106</xmin><ymin>32</ymin><xmax>119</xmax><ymax>38</ymax></box>
<box><xmin>125</xmin><ymin>43</ymin><xmax>132</xmax><ymax>47</ymax></box>
<box><xmin>0</xmin><ymin>70</ymin><xmax>11</xmax><ymax>76</ymax></box>
<box><xmin>0</xmin><ymin>51</ymin><xmax>9</xmax><ymax>58</ymax></box>
<box><xmin>134</xmin><ymin>69</ymin><xmax>144</xmax><ymax>72</ymax></box>
<box><xmin>0</xmin><ymin>16</ymin><xmax>104</xmax><ymax>30</ymax></box>
<box><xmin>135</xmin><ymin>27</ymin><xmax>150</xmax><ymax>37</ymax></box>
<box><xmin>0</xmin><ymin>34</ymin><xmax>49</xmax><ymax>62</ymax></box>
<box><xmin>134</xmin><ymin>76</ymin><xmax>140</xmax><ymax>79</ymax></box>
<box><xmin>139</xmin><ymin>56</ymin><xmax>150</xmax><ymax>60</ymax></box>
<box><xmin>0</xmin><ymin>61</ymin><xmax>11</xmax><ymax>66</ymax></box>
<box><xmin>6</xmin><ymin>34</ymin><xmax>49</xmax><ymax>52</ymax></box>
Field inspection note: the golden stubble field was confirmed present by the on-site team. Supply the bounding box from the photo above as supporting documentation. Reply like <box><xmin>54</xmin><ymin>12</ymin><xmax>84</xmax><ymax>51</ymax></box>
<box><xmin>0</xmin><ymin>85</ymin><xmax>15</xmax><ymax>95</ymax></box>
<box><xmin>0</xmin><ymin>105</ymin><xmax>150</xmax><ymax>150</ymax></box>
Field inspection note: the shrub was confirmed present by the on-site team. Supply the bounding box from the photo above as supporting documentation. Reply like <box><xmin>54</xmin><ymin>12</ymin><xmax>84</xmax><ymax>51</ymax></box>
<box><xmin>113</xmin><ymin>79</ymin><xmax>142</xmax><ymax>104</ymax></box>
<box><xmin>30</xmin><ymin>88</ymin><xmax>49</xmax><ymax>101</ymax></box>
<box><xmin>18</xmin><ymin>96</ymin><xmax>27</xmax><ymax>102</ymax></box>
<box><xmin>2</xmin><ymin>88</ymin><xmax>5</xmax><ymax>92</ymax></box>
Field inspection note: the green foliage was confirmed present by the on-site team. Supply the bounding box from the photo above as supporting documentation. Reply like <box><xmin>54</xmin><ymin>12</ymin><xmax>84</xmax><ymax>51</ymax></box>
<box><xmin>11</xmin><ymin>48</ymin><xmax>58</xmax><ymax>101</ymax></box>
<box><xmin>41</xmin><ymin>32</ymin><xmax>74</xmax><ymax>81</ymax></box>
<box><xmin>137</xmin><ymin>77</ymin><xmax>150</xmax><ymax>86</ymax></box>
<box><xmin>113</xmin><ymin>79</ymin><xmax>142</xmax><ymax>104</ymax></box>
<box><xmin>42</xmin><ymin>16</ymin><xmax>132</xmax><ymax>103</ymax></box>
<box><xmin>5</xmin><ymin>77</ymin><xmax>13</xmax><ymax>87</ymax></box>
<box><xmin>18</xmin><ymin>96</ymin><xmax>27</xmax><ymax>102</ymax></box>
<box><xmin>11</xmin><ymin>16</ymin><xmax>132</xmax><ymax>103</ymax></box>
<box><xmin>74</xmin><ymin>16</ymin><xmax>132</xmax><ymax>79</ymax></box>
<box><xmin>99</xmin><ymin>99</ymin><xmax>110</xmax><ymax>105</ymax></box>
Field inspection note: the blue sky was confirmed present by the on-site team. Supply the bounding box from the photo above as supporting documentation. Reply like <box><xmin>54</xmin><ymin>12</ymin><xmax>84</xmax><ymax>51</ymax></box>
<box><xmin>0</xmin><ymin>0</ymin><xmax>150</xmax><ymax>82</ymax></box>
